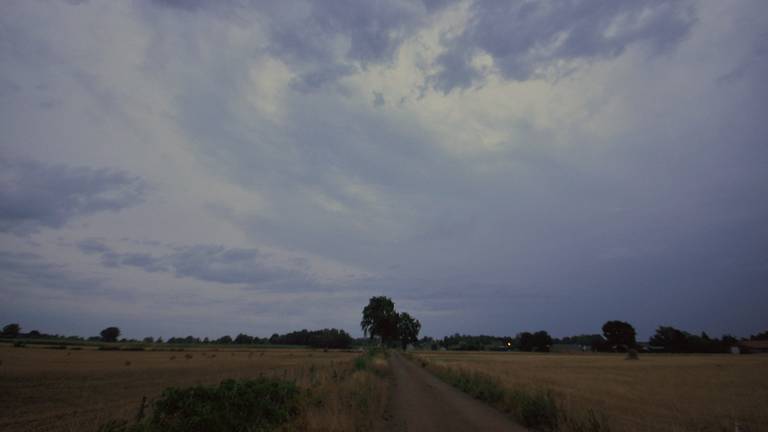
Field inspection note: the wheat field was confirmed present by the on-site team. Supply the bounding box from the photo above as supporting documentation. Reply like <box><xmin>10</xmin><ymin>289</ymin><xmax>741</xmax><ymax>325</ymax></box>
<box><xmin>414</xmin><ymin>351</ymin><xmax>768</xmax><ymax>431</ymax></box>
<box><xmin>0</xmin><ymin>344</ymin><xmax>388</xmax><ymax>431</ymax></box>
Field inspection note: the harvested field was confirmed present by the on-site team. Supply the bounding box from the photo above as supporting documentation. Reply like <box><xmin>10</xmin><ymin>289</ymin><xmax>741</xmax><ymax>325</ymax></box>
<box><xmin>0</xmin><ymin>344</ymin><xmax>388</xmax><ymax>431</ymax></box>
<box><xmin>413</xmin><ymin>351</ymin><xmax>768</xmax><ymax>431</ymax></box>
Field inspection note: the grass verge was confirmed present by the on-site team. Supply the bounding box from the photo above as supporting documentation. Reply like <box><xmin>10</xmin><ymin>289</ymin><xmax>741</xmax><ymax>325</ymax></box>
<box><xmin>95</xmin><ymin>348</ymin><xmax>391</xmax><ymax>432</ymax></box>
<box><xmin>410</xmin><ymin>354</ymin><xmax>609</xmax><ymax>432</ymax></box>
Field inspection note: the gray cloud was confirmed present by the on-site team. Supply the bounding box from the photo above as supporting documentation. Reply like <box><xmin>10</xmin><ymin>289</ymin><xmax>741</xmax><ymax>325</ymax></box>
<box><xmin>1</xmin><ymin>0</ymin><xmax>767</xmax><ymax>339</ymax></box>
<box><xmin>0</xmin><ymin>250</ymin><xmax>107</xmax><ymax>296</ymax></box>
<box><xmin>78</xmin><ymin>240</ymin><xmax>307</xmax><ymax>286</ymax></box>
<box><xmin>149</xmin><ymin>0</ymin><xmax>445</xmax><ymax>91</ymax></box>
<box><xmin>0</xmin><ymin>159</ymin><xmax>145</xmax><ymax>235</ymax></box>
<box><xmin>431</xmin><ymin>0</ymin><xmax>696</xmax><ymax>92</ymax></box>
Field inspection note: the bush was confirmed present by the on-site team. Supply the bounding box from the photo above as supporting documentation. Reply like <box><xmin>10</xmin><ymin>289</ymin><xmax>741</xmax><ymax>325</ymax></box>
<box><xmin>149</xmin><ymin>378</ymin><xmax>300</xmax><ymax>431</ymax></box>
<box><xmin>99</xmin><ymin>378</ymin><xmax>300</xmax><ymax>432</ymax></box>
<box><xmin>354</xmin><ymin>356</ymin><xmax>368</xmax><ymax>371</ymax></box>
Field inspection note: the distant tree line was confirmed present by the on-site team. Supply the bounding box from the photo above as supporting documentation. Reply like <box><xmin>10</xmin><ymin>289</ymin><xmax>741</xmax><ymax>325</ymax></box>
<box><xmin>408</xmin><ymin>321</ymin><xmax>767</xmax><ymax>354</ymax></box>
<box><xmin>0</xmin><ymin>323</ymin><xmax>353</xmax><ymax>349</ymax></box>
<box><xmin>4</xmin><ymin>320</ymin><xmax>766</xmax><ymax>354</ymax></box>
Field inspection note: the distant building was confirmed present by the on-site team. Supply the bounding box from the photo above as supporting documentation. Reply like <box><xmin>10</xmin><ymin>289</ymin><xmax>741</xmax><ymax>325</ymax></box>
<box><xmin>737</xmin><ymin>340</ymin><xmax>768</xmax><ymax>354</ymax></box>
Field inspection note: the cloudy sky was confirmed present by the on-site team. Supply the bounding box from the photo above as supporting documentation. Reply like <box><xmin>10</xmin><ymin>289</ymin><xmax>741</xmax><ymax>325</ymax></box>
<box><xmin>1</xmin><ymin>0</ymin><xmax>766</xmax><ymax>340</ymax></box>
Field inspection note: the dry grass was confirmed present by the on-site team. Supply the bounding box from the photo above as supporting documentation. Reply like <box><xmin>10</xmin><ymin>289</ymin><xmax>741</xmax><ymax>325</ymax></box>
<box><xmin>414</xmin><ymin>351</ymin><xmax>768</xmax><ymax>431</ymax></box>
<box><xmin>0</xmin><ymin>345</ymin><xmax>388</xmax><ymax>431</ymax></box>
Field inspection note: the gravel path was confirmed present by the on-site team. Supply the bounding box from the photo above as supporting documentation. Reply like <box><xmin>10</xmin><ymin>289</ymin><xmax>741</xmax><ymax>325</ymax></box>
<box><xmin>381</xmin><ymin>352</ymin><xmax>527</xmax><ymax>431</ymax></box>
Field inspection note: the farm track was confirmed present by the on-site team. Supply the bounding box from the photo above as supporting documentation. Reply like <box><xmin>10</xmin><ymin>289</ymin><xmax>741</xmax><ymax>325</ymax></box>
<box><xmin>380</xmin><ymin>352</ymin><xmax>526</xmax><ymax>431</ymax></box>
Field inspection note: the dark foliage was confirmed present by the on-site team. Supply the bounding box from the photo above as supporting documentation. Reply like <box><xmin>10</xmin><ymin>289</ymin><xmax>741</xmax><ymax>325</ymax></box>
<box><xmin>2</xmin><ymin>323</ymin><xmax>20</xmax><ymax>337</ymax></box>
<box><xmin>269</xmin><ymin>328</ymin><xmax>353</xmax><ymax>349</ymax></box>
<box><xmin>601</xmin><ymin>321</ymin><xmax>636</xmax><ymax>351</ymax></box>
<box><xmin>100</xmin><ymin>327</ymin><xmax>121</xmax><ymax>343</ymax></box>
<box><xmin>518</xmin><ymin>331</ymin><xmax>553</xmax><ymax>352</ymax></box>
<box><xmin>98</xmin><ymin>378</ymin><xmax>300</xmax><ymax>432</ymax></box>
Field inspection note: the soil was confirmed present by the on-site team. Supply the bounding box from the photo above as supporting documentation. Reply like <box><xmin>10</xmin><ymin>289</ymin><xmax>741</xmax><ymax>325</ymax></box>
<box><xmin>380</xmin><ymin>352</ymin><xmax>527</xmax><ymax>431</ymax></box>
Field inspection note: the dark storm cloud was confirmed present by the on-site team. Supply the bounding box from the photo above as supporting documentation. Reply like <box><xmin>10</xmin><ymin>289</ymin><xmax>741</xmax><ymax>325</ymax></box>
<box><xmin>77</xmin><ymin>240</ymin><xmax>307</xmax><ymax>286</ymax></box>
<box><xmin>0</xmin><ymin>159</ymin><xmax>145</xmax><ymax>235</ymax></box>
<box><xmin>431</xmin><ymin>0</ymin><xmax>696</xmax><ymax>92</ymax></box>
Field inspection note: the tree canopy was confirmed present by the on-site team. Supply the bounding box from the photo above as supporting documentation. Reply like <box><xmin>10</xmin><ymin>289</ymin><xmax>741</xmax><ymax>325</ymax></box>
<box><xmin>601</xmin><ymin>320</ymin><xmax>636</xmax><ymax>350</ymax></box>
<box><xmin>360</xmin><ymin>296</ymin><xmax>420</xmax><ymax>347</ymax></box>
<box><xmin>361</xmin><ymin>296</ymin><xmax>399</xmax><ymax>344</ymax></box>
<box><xmin>397</xmin><ymin>312</ymin><xmax>422</xmax><ymax>349</ymax></box>
<box><xmin>100</xmin><ymin>326</ymin><xmax>121</xmax><ymax>342</ymax></box>
<box><xmin>2</xmin><ymin>323</ymin><xmax>20</xmax><ymax>337</ymax></box>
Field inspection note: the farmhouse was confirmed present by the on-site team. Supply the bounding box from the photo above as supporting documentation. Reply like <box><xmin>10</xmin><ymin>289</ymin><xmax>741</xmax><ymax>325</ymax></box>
<box><xmin>737</xmin><ymin>340</ymin><xmax>768</xmax><ymax>354</ymax></box>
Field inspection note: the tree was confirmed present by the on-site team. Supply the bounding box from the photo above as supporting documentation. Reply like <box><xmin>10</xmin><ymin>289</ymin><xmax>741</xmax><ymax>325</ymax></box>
<box><xmin>532</xmin><ymin>331</ymin><xmax>553</xmax><ymax>352</ymax></box>
<box><xmin>649</xmin><ymin>326</ymin><xmax>689</xmax><ymax>352</ymax></box>
<box><xmin>518</xmin><ymin>332</ymin><xmax>535</xmax><ymax>351</ymax></box>
<box><xmin>143</xmin><ymin>336</ymin><xmax>155</xmax><ymax>344</ymax></box>
<box><xmin>601</xmin><ymin>320</ymin><xmax>636</xmax><ymax>351</ymax></box>
<box><xmin>518</xmin><ymin>331</ymin><xmax>552</xmax><ymax>351</ymax></box>
<box><xmin>397</xmin><ymin>312</ymin><xmax>421</xmax><ymax>349</ymax></box>
<box><xmin>2</xmin><ymin>323</ymin><xmax>21</xmax><ymax>338</ymax></box>
<box><xmin>234</xmin><ymin>333</ymin><xmax>254</xmax><ymax>344</ymax></box>
<box><xmin>100</xmin><ymin>326</ymin><xmax>121</xmax><ymax>342</ymax></box>
<box><xmin>361</xmin><ymin>296</ymin><xmax>399</xmax><ymax>345</ymax></box>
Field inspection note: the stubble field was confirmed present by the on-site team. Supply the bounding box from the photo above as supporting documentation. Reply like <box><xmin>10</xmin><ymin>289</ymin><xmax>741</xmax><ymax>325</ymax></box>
<box><xmin>413</xmin><ymin>351</ymin><xmax>768</xmax><ymax>431</ymax></box>
<box><xmin>0</xmin><ymin>344</ymin><xmax>389</xmax><ymax>432</ymax></box>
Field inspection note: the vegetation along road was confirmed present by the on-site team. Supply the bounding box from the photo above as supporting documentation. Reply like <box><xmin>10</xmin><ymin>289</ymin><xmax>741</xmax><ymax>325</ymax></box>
<box><xmin>381</xmin><ymin>352</ymin><xmax>526</xmax><ymax>431</ymax></box>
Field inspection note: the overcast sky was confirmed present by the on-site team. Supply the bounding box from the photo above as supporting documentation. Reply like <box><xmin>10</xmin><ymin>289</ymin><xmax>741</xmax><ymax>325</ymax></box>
<box><xmin>1</xmin><ymin>0</ymin><xmax>766</xmax><ymax>340</ymax></box>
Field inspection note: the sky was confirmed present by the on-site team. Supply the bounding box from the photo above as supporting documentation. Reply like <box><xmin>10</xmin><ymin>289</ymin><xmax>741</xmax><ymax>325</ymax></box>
<box><xmin>1</xmin><ymin>0</ymin><xmax>766</xmax><ymax>340</ymax></box>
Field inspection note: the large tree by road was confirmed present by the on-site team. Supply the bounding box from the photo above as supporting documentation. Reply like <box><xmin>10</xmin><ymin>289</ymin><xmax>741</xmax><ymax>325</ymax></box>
<box><xmin>361</xmin><ymin>296</ymin><xmax>421</xmax><ymax>348</ymax></box>
<box><xmin>361</xmin><ymin>296</ymin><xmax>399</xmax><ymax>344</ymax></box>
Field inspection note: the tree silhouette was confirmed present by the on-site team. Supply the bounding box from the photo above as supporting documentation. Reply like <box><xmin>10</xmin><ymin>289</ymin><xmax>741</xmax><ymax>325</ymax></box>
<box><xmin>361</xmin><ymin>296</ymin><xmax>399</xmax><ymax>345</ymax></box>
<box><xmin>649</xmin><ymin>326</ymin><xmax>689</xmax><ymax>352</ymax></box>
<box><xmin>100</xmin><ymin>326</ymin><xmax>121</xmax><ymax>342</ymax></box>
<box><xmin>397</xmin><ymin>312</ymin><xmax>421</xmax><ymax>349</ymax></box>
<box><xmin>601</xmin><ymin>320</ymin><xmax>636</xmax><ymax>351</ymax></box>
<box><xmin>2</xmin><ymin>323</ymin><xmax>20</xmax><ymax>338</ymax></box>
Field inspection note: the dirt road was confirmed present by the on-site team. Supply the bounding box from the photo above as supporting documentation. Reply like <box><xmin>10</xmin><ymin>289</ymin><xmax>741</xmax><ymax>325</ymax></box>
<box><xmin>382</xmin><ymin>352</ymin><xmax>527</xmax><ymax>431</ymax></box>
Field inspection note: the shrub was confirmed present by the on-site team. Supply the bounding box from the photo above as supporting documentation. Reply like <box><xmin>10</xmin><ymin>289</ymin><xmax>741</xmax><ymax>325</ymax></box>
<box><xmin>354</xmin><ymin>356</ymin><xmax>368</xmax><ymax>371</ymax></box>
<box><xmin>98</xmin><ymin>378</ymin><xmax>300</xmax><ymax>432</ymax></box>
<box><xmin>150</xmin><ymin>378</ymin><xmax>300</xmax><ymax>431</ymax></box>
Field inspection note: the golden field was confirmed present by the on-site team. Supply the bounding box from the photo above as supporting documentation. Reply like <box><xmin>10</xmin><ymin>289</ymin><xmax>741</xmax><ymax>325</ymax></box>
<box><xmin>0</xmin><ymin>344</ymin><xmax>389</xmax><ymax>432</ymax></box>
<box><xmin>413</xmin><ymin>351</ymin><xmax>768</xmax><ymax>431</ymax></box>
